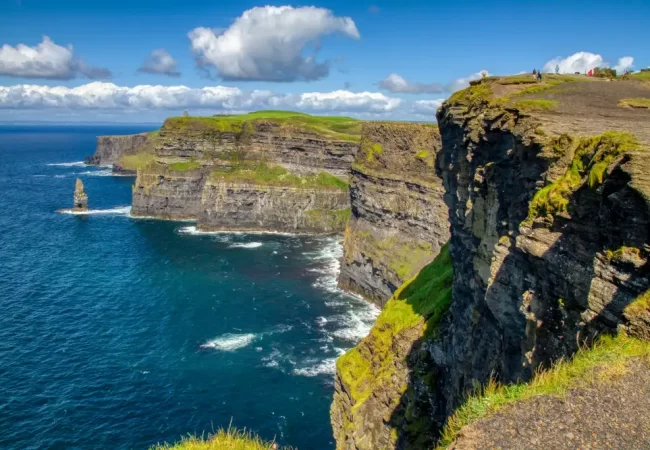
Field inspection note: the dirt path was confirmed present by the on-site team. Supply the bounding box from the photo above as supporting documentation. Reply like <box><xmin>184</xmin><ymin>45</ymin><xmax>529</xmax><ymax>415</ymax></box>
<box><xmin>450</xmin><ymin>358</ymin><xmax>650</xmax><ymax>450</ymax></box>
<box><xmin>525</xmin><ymin>79</ymin><xmax>650</xmax><ymax>145</ymax></box>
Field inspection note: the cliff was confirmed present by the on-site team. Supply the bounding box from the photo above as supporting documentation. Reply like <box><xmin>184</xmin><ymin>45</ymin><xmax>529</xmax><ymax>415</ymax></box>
<box><xmin>128</xmin><ymin>112</ymin><xmax>358</xmax><ymax>233</ymax></box>
<box><xmin>85</xmin><ymin>131</ymin><xmax>158</xmax><ymax>166</ymax></box>
<box><xmin>338</xmin><ymin>122</ymin><xmax>449</xmax><ymax>306</ymax></box>
<box><xmin>332</xmin><ymin>75</ymin><xmax>650</xmax><ymax>449</ymax></box>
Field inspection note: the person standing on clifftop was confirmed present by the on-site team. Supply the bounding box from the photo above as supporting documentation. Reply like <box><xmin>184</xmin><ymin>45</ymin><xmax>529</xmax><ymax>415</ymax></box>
<box><xmin>555</xmin><ymin>64</ymin><xmax>560</xmax><ymax>74</ymax></box>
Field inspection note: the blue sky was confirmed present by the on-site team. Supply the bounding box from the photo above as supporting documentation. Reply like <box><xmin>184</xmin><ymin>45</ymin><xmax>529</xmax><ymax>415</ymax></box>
<box><xmin>1</xmin><ymin>0</ymin><xmax>648</xmax><ymax>123</ymax></box>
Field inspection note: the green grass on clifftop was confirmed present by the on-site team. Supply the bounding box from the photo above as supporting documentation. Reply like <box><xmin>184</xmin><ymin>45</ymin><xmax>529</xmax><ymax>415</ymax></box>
<box><xmin>526</xmin><ymin>131</ymin><xmax>642</xmax><ymax>222</ymax></box>
<box><xmin>209</xmin><ymin>162</ymin><xmax>348</xmax><ymax>190</ymax></box>
<box><xmin>619</xmin><ymin>98</ymin><xmax>650</xmax><ymax>109</ymax></box>
<box><xmin>150</xmin><ymin>427</ymin><xmax>284</xmax><ymax>450</ymax></box>
<box><xmin>436</xmin><ymin>333</ymin><xmax>650</xmax><ymax>449</ymax></box>
<box><xmin>337</xmin><ymin>243</ymin><xmax>453</xmax><ymax>408</ymax></box>
<box><xmin>163</xmin><ymin>111</ymin><xmax>362</xmax><ymax>142</ymax></box>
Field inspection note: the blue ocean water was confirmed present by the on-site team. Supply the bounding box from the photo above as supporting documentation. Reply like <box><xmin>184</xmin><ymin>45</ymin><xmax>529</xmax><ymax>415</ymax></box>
<box><xmin>0</xmin><ymin>125</ymin><xmax>378</xmax><ymax>450</ymax></box>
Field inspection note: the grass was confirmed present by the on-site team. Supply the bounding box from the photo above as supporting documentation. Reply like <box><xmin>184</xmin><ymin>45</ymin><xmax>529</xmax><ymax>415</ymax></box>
<box><xmin>514</xmin><ymin>99</ymin><xmax>558</xmax><ymax>112</ymax></box>
<box><xmin>168</xmin><ymin>161</ymin><xmax>201</xmax><ymax>172</ymax></box>
<box><xmin>119</xmin><ymin>152</ymin><xmax>155</xmax><ymax>170</ymax></box>
<box><xmin>526</xmin><ymin>131</ymin><xmax>642</xmax><ymax>222</ymax></box>
<box><xmin>306</xmin><ymin>208</ymin><xmax>351</xmax><ymax>230</ymax></box>
<box><xmin>628</xmin><ymin>71</ymin><xmax>650</xmax><ymax>81</ymax></box>
<box><xmin>150</xmin><ymin>427</ymin><xmax>283</xmax><ymax>450</ymax></box>
<box><xmin>209</xmin><ymin>162</ymin><xmax>348</xmax><ymax>190</ymax></box>
<box><xmin>625</xmin><ymin>289</ymin><xmax>650</xmax><ymax>318</ymax></box>
<box><xmin>436</xmin><ymin>333</ymin><xmax>650</xmax><ymax>449</ymax></box>
<box><xmin>336</xmin><ymin>243</ymin><xmax>453</xmax><ymax>408</ymax></box>
<box><xmin>619</xmin><ymin>98</ymin><xmax>650</xmax><ymax>109</ymax></box>
<box><xmin>163</xmin><ymin>111</ymin><xmax>362</xmax><ymax>142</ymax></box>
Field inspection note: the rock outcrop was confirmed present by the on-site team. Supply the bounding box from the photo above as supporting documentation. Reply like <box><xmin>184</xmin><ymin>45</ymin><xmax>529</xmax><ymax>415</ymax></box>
<box><xmin>128</xmin><ymin>113</ymin><xmax>359</xmax><ymax>233</ymax></box>
<box><xmin>338</xmin><ymin>122</ymin><xmax>449</xmax><ymax>306</ymax></box>
<box><xmin>73</xmin><ymin>178</ymin><xmax>88</xmax><ymax>211</ymax></box>
<box><xmin>85</xmin><ymin>132</ymin><xmax>157</xmax><ymax>166</ymax></box>
<box><xmin>332</xmin><ymin>76</ymin><xmax>650</xmax><ymax>450</ymax></box>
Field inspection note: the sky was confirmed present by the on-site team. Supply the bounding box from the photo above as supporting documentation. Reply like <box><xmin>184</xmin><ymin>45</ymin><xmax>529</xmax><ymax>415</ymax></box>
<box><xmin>0</xmin><ymin>0</ymin><xmax>648</xmax><ymax>124</ymax></box>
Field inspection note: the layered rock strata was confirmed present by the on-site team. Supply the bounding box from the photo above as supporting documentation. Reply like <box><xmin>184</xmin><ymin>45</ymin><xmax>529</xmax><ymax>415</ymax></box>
<box><xmin>332</xmin><ymin>77</ymin><xmax>650</xmax><ymax>450</ymax></box>
<box><xmin>85</xmin><ymin>132</ymin><xmax>157</xmax><ymax>166</ymax></box>
<box><xmin>338</xmin><ymin>122</ymin><xmax>449</xmax><ymax>307</ymax></box>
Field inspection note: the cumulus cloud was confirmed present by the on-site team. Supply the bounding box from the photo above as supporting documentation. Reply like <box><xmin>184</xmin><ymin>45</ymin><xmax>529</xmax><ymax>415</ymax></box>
<box><xmin>446</xmin><ymin>70</ymin><xmax>489</xmax><ymax>92</ymax></box>
<box><xmin>188</xmin><ymin>6</ymin><xmax>360</xmax><ymax>82</ymax></box>
<box><xmin>0</xmin><ymin>82</ymin><xmax>400</xmax><ymax>114</ymax></box>
<box><xmin>613</xmin><ymin>56</ymin><xmax>634</xmax><ymax>73</ymax></box>
<box><xmin>0</xmin><ymin>36</ymin><xmax>111</xmax><ymax>80</ymax></box>
<box><xmin>543</xmin><ymin>52</ymin><xmax>605</xmax><ymax>74</ymax></box>
<box><xmin>138</xmin><ymin>49</ymin><xmax>180</xmax><ymax>77</ymax></box>
<box><xmin>412</xmin><ymin>99</ymin><xmax>445</xmax><ymax>114</ymax></box>
<box><xmin>379</xmin><ymin>73</ymin><xmax>443</xmax><ymax>94</ymax></box>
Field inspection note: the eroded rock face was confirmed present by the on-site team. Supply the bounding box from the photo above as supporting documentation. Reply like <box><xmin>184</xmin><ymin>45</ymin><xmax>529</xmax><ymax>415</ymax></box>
<box><xmin>332</xmin><ymin>89</ymin><xmax>650</xmax><ymax>450</ymax></box>
<box><xmin>128</xmin><ymin>119</ymin><xmax>357</xmax><ymax>233</ymax></box>
<box><xmin>338</xmin><ymin>122</ymin><xmax>449</xmax><ymax>306</ymax></box>
<box><xmin>73</xmin><ymin>178</ymin><xmax>88</xmax><ymax>211</ymax></box>
<box><xmin>86</xmin><ymin>133</ymin><xmax>155</xmax><ymax>166</ymax></box>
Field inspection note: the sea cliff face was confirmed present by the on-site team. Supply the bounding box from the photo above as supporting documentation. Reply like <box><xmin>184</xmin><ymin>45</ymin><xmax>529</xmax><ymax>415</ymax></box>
<box><xmin>123</xmin><ymin>113</ymin><xmax>358</xmax><ymax>233</ymax></box>
<box><xmin>338</xmin><ymin>123</ymin><xmax>449</xmax><ymax>307</ymax></box>
<box><xmin>332</xmin><ymin>77</ymin><xmax>650</xmax><ymax>449</ymax></box>
<box><xmin>86</xmin><ymin>132</ymin><xmax>157</xmax><ymax>166</ymax></box>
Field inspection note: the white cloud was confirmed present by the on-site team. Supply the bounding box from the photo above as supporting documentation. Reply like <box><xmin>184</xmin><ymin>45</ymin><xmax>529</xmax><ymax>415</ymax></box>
<box><xmin>0</xmin><ymin>82</ymin><xmax>400</xmax><ymax>115</ymax></box>
<box><xmin>543</xmin><ymin>52</ymin><xmax>604</xmax><ymax>74</ymax></box>
<box><xmin>138</xmin><ymin>49</ymin><xmax>180</xmax><ymax>77</ymax></box>
<box><xmin>0</xmin><ymin>36</ymin><xmax>110</xmax><ymax>80</ymax></box>
<box><xmin>379</xmin><ymin>73</ymin><xmax>443</xmax><ymax>94</ymax></box>
<box><xmin>543</xmin><ymin>52</ymin><xmax>636</xmax><ymax>74</ymax></box>
<box><xmin>412</xmin><ymin>99</ymin><xmax>445</xmax><ymax>114</ymax></box>
<box><xmin>613</xmin><ymin>56</ymin><xmax>634</xmax><ymax>73</ymax></box>
<box><xmin>188</xmin><ymin>6</ymin><xmax>359</xmax><ymax>82</ymax></box>
<box><xmin>447</xmin><ymin>70</ymin><xmax>489</xmax><ymax>92</ymax></box>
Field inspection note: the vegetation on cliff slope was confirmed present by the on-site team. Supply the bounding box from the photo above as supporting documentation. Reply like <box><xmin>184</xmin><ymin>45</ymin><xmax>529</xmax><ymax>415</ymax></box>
<box><xmin>526</xmin><ymin>131</ymin><xmax>642</xmax><ymax>222</ymax></box>
<box><xmin>209</xmin><ymin>162</ymin><xmax>348</xmax><ymax>190</ymax></box>
<box><xmin>619</xmin><ymin>97</ymin><xmax>650</xmax><ymax>109</ymax></box>
<box><xmin>163</xmin><ymin>111</ymin><xmax>362</xmax><ymax>142</ymax></box>
<box><xmin>151</xmin><ymin>427</ymin><xmax>283</xmax><ymax>450</ymax></box>
<box><xmin>337</xmin><ymin>243</ymin><xmax>453</xmax><ymax>409</ymax></box>
<box><xmin>436</xmin><ymin>332</ymin><xmax>650</xmax><ymax>449</ymax></box>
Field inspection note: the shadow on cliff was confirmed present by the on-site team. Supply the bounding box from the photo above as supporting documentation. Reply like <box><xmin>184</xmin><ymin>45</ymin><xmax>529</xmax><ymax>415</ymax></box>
<box><xmin>384</xmin><ymin>148</ymin><xmax>649</xmax><ymax>448</ymax></box>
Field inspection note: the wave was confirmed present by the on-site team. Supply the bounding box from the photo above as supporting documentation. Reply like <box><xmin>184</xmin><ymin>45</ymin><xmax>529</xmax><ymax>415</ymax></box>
<box><xmin>329</xmin><ymin>306</ymin><xmax>380</xmax><ymax>342</ymax></box>
<box><xmin>292</xmin><ymin>357</ymin><xmax>337</xmax><ymax>377</ymax></box>
<box><xmin>201</xmin><ymin>324</ymin><xmax>292</xmax><ymax>353</ymax></box>
<box><xmin>75</xmin><ymin>169</ymin><xmax>130</xmax><ymax>177</ymax></box>
<box><xmin>60</xmin><ymin>206</ymin><xmax>132</xmax><ymax>216</ymax></box>
<box><xmin>304</xmin><ymin>237</ymin><xmax>345</xmax><ymax>294</ymax></box>
<box><xmin>47</xmin><ymin>161</ymin><xmax>86</xmax><ymax>167</ymax></box>
<box><xmin>228</xmin><ymin>242</ymin><xmax>263</xmax><ymax>249</ymax></box>
<box><xmin>200</xmin><ymin>333</ymin><xmax>257</xmax><ymax>351</ymax></box>
<box><xmin>176</xmin><ymin>225</ymin><xmax>304</xmax><ymax>237</ymax></box>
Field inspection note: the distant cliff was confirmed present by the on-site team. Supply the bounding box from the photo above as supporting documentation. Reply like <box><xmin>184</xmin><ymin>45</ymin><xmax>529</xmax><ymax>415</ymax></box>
<box><xmin>86</xmin><ymin>132</ymin><xmax>157</xmax><ymax>166</ymax></box>
<box><xmin>122</xmin><ymin>112</ymin><xmax>359</xmax><ymax>233</ymax></box>
<box><xmin>332</xmin><ymin>75</ymin><xmax>650</xmax><ymax>449</ymax></box>
<box><xmin>338</xmin><ymin>122</ymin><xmax>449</xmax><ymax>306</ymax></box>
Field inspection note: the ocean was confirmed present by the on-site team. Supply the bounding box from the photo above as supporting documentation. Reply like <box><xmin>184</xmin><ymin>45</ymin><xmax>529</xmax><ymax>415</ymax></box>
<box><xmin>0</xmin><ymin>125</ymin><xmax>378</xmax><ymax>450</ymax></box>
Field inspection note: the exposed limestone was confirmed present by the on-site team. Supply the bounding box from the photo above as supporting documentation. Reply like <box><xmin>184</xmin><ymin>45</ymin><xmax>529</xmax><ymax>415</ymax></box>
<box><xmin>332</xmin><ymin>77</ymin><xmax>650</xmax><ymax>450</ymax></box>
<box><xmin>85</xmin><ymin>132</ymin><xmax>157</xmax><ymax>166</ymax></box>
<box><xmin>338</xmin><ymin>122</ymin><xmax>449</xmax><ymax>307</ymax></box>
<box><xmin>126</xmin><ymin>113</ymin><xmax>358</xmax><ymax>233</ymax></box>
<box><xmin>73</xmin><ymin>178</ymin><xmax>88</xmax><ymax>211</ymax></box>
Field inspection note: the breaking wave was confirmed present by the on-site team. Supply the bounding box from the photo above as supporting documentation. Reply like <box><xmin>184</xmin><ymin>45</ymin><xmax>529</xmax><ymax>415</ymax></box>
<box><xmin>60</xmin><ymin>206</ymin><xmax>132</xmax><ymax>216</ymax></box>
<box><xmin>228</xmin><ymin>242</ymin><xmax>263</xmax><ymax>249</ymax></box>
<box><xmin>200</xmin><ymin>333</ymin><xmax>257</xmax><ymax>351</ymax></box>
<box><xmin>47</xmin><ymin>161</ymin><xmax>86</xmax><ymax>167</ymax></box>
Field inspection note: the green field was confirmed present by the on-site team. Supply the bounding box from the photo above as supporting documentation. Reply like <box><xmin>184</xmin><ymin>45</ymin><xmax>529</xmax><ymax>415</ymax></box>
<box><xmin>163</xmin><ymin>110</ymin><xmax>362</xmax><ymax>142</ymax></box>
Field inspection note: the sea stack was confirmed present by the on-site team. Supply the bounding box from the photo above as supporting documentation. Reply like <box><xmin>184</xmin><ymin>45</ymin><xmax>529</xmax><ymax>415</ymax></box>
<box><xmin>73</xmin><ymin>178</ymin><xmax>88</xmax><ymax>211</ymax></box>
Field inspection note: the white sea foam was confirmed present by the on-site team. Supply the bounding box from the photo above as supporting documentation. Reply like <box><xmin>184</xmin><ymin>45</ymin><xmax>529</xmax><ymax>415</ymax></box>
<box><xmin>200</xmin><ymin>333</ymin><xmax>257</xmax><ymax>351</ymax></box>
<box><xmin>292</xmin><ymin>357</ymin><xmax>337</xmax><ymax>377</ymax></box>
<box><xmin>316</xmin><ymin>316</ymin><xmax>328</xmax><ymax>326</ymax></box>
<box><xmin>60</xmin><ymin>206</ymin><xmax>132</xmax><ymax>216</ymax></box>
<box><xmin>47</xmin><ymin>161</ymin><xmax>86</xmax><ymax>167</ymax></box>
<box><xmin>305</xmin><ymin>237</ymin><xmax>346</xmax><ymax>294</ymax></box>
<box><xmin>330</xmin><ymin>305</ymin><xmax>380</xmax><ymax>342</ymax></box>
<box><xmin>75</xmin><ymin>169</ymin><xmax>128</xmax><ymax>177</ymax></box>
<box><xmin>176</xmin><ymin>225</ymin><xmax>304</xmax><ymax>237</ymax></box>
<box><xmin>228</xmin><ymin>242</ymin><xmax>263</xmax><ymax>249</ymax></box>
